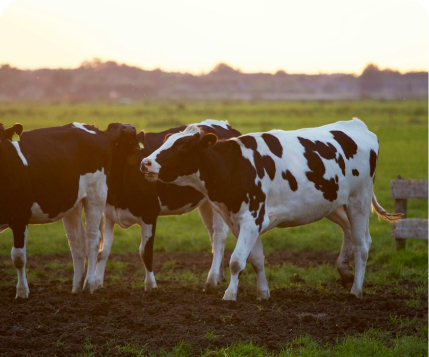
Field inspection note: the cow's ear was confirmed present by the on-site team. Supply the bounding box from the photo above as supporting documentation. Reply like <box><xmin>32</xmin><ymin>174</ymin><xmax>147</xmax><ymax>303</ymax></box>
<box><xmin>163</xmin><ymin>132</ymin><xmax>173</xmax><ymax>143</ymax></box>
<box><xmin>4</xmin><ymin>123</ymin><xmax>23</xmax><ymax>141</ymax></box>
<box><xmin>198</xmin><ymin>133</ymin><xmax>218</xmax><ymax>150</ymax></box>
<box><xmin>136</xmin><ymin>130</ymin><xmax>146</xmax><ymax>149</ymax></box>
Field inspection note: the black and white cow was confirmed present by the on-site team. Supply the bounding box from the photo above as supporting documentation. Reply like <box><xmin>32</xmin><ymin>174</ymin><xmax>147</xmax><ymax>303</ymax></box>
<box><xmin>94</xmin><ymin>120</ymin><xmax>241</xmax><ymax>291</ymax></box>
<box><xmin>142</xmin><ymin>118</ymin><xmax>401</xmax><ymax>301</ymax></box>
<box><xmin>0</xmin><ymin>122</ymin><xmax>136</xmax><ymax>298</ymax></box>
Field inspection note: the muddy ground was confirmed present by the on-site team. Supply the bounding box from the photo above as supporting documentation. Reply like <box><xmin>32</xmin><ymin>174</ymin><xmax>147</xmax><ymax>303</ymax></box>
<box><xmin>0</xmin><ymin>252</ymin><xmax>427</xmax><ymax>356</ymax></box>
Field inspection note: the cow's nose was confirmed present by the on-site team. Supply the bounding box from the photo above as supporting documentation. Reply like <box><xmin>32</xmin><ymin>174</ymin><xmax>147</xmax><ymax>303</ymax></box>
<box><xmin>122</xmin><ymin>125</ymin><xmax>136</xmax><ymax>133</ymax></box>
<box><xmin>143</xmin><ymin>159</ymin><xmax>151</xmax><ymax>167</ymax></box>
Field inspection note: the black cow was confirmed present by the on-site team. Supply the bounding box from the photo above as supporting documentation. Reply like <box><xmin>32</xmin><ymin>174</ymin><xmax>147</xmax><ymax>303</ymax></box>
<box><xmin>0</xmin><ymin>122</ymin><xmax>136</xmax><ymax>298</ymax></box>
<box><xmin>142</xmin><ymin>118</ymin><xmax>401</xmax><ymax>301</ymax></box>
<box><xmin>94</xmin><ymin>120</ymin><xmax>241</xmax><ymax>291</ymax></box>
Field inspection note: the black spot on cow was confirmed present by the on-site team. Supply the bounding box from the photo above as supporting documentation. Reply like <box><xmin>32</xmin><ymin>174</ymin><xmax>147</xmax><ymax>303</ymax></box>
<box><xmin>262</xmin><ymin>133</ymin><xmax>283</xmax><ymax>158</ymax></box>
<box><xmin>352</xmin><ymin>169</ymin><xmax>359</xmax><ymax>176</ymax></box>
<box><xmin>337</xmin><ymin>153</ymin><xmax>345</xmax><ymax>176</ymax></box>
<box><xmin>330</xmin><ymin>131</ymin><xmax>358</xmax><ymax>160</ymax></box>
<box><xmin>298</xmin><ymin>137</ymin><xmax>341</xmax><ymax>202</ymax></box>
<box><xmin>369</xmin><ymin>150</ymin><xmax>377</xmax><ymax>177</ymax></box>
<box><xmin>240</xmin><ymin>135</ymin><xmax>276</xmax><ymax>181</ymax></box>
<box><xmin>335</xmin><ymin>175</ymin><xmax>338</xmax><ymax>183</ymax></box>
<box><xmin>282</xmin><ymin>170</ymin><xmax>298</xmax><ymax>191</ymax></box>
<box><xmin>240</xmin><ymin>135</ymin><xmax>257</xmax><ymax>150</ymax></box>
<box><xmin>262</xmin><ymin>155</ymin><xmax>276</xmax><ymax>180</ymax></box>
<box><xmin>255</xmin><ymin>203</ymin><xmax>266</xmax><ymax>232</ymax></box>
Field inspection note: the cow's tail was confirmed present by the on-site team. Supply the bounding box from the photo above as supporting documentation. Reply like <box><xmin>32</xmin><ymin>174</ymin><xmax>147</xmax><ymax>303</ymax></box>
<box><xmin>98</xmin><ymin>213</ymin><xmax>106</xmax><ymax>254</ymax></box>
<box><xmin>371</xmin><ymin>193</ymin><xmax>402</xmax><ymax>223</ymax></box>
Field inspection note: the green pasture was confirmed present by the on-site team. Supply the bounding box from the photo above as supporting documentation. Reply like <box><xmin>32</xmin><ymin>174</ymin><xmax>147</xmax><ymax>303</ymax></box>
<box><xmin>0</xmin><ymin>100</ymin><xmax>427</xmax><ymax>258</ymax></box>
<box><xmin>0</xmin><ymin>100</ymin><xmax>427</xmax><ymax>356</ymax></box>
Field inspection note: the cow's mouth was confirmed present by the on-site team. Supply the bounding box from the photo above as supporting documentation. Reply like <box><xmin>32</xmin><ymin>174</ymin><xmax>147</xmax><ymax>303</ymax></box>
<box><xmin>144</xmin><ymin>172</ymin><xmax>158</xmax><ymax>181</ymax></box>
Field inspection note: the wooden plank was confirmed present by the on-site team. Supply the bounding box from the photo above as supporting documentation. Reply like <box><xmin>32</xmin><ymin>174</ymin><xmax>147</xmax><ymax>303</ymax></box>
<box><xmin>395</xmin><ymin>199</ymin><xmax>407</xmax><ymax>250</ymax></box>
<box><xmin>392</xmin><ymin>219</ymin><xmax>428</xmax><ymax>239</ymax></box>
<box><xmin>391</xmin><ymin>179</ymin><xmax>428</xmax><ymax>199</ymax></box>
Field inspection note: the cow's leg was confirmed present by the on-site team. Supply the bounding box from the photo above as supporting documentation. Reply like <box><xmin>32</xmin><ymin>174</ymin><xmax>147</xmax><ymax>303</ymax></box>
<box><xmin>11</xmin><ymin>224</ymin><xmax>29</xmax><ymax>298</ymax></box>
<box><xmin>94</xmin><ymin>215</ymin><xmax>115</xmax><ymax>289</ymax></box>
<box><xmin>139</xmin><ymin>222</ymin><xmax>157</xmax><ymax>291</ymax></box>
<box><xmin>345</xmin><ymin>193</ymin><xmax>372</xmax><ymax>298</ymax></box>
<box><xmin>82</xmin><ymin>191</ymin><xmax>107</xmax><ymax>294</ymax></box>
<box><xmin>326</xmin><ymin>206</ymin><xmax>354</xmax><ymax>288</ymax></box>
<box><xmin>248</xmin><ymin>237</ymin><xmax>270</xmax><ymax>300</ymax></box>
<box><xmin>63</xmin><ymin>203</ymin><xmax>86</xmax><ymax>293</ymax></box>
<box><xmin>223</xmin><ymin>224</ymin><xmax>259</xmax><ymax>301</ymax></box>
<box><xmin>198</xmin><ymin>201</ymin><xmax>228</xmax><ymax>288</ymax></box>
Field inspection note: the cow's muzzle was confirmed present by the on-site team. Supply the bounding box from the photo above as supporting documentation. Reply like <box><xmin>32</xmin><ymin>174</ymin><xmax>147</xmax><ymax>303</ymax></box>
<box><xmin>141</xmin><ymin>158</ymin><xmax>159</xmax><ymax>181</ymax></box>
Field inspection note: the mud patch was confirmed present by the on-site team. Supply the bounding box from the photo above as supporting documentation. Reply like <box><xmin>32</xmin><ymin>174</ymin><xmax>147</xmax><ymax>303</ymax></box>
<box><xmin>0</xmin><ymin>253</ymin><xmax>426</xmax><ymax>356</ymax></box>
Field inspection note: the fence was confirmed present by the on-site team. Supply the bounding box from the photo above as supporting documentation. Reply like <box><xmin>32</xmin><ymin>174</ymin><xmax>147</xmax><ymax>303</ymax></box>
<box><xmin>390</xmin><ymin>176</ymin><xmax>428</xmax><ymax>250</ymax></box>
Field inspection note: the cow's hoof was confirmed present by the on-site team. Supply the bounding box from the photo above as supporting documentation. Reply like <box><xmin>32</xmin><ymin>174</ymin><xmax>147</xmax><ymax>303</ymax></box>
<box><xmin>204</xmin><ymin>275</ymin><xmax>220</xmax><ymax>290</ymax></box>
<box><xmin>83</xmin><ymin>278</ymin><xmax>95</xmax><ymax>294</ymax></box>
<box><xmin>93</xmin><ymin>279</ymin><xmax>103</xmax><ymax>290</ymax></box>
<box><xmin>71</xmin><ymin>286</ymin><xmax>82</xmax><ymax>294</ymax></box>
<box><xmin>144</xmin><ymin>283</ymin><xmax>157</xmax><ymax>292</ymax></box>
<box><xmin>15</xmin><ymin>286</ymin><xmax>29</xmax><ymax>299</ymax></box>
<box><xmin>257</xmin><ymin>290</ymin><xmax>270</xmax><ymax>301</ymax></box>
<box><xmin>350</xmin><ymin>289</ymin><xmax>363</xmax><ymax>299</ymax></box>
<box><xmin>222</xmin><ymin>290</ymin><xmax>237</xmax><ymax>301</ymax></box>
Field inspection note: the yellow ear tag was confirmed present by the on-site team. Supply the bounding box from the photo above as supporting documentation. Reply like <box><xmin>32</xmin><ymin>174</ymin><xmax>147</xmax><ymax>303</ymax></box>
<box><xmin>138</xmin><ymin>142</ymin><xmax>144</xmax><ymax>149</ymax></box>
<box><xmin>11</xmin><ymin>133</ymin><xmax>20</xmax><ymax>142</ymax></box>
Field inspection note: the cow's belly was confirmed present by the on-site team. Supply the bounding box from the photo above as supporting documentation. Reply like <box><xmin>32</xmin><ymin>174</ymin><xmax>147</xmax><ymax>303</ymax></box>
<box><xmin>29</xmin><ymin>202</ymin><xmax>76</xmax><ymax>224</ymax></box>
<box><xmin>159</xmin><ymin>198</ymin><xmax>205</xmax><ymax>216</ymax></box>
<box><xmin>104</xmin><ymin>204</ymin><xmax>141</xmax><ymax>229</ymax></box>
<box><xmin>29</xmin><ymin>170</ymin><xmax>107</xmax><ymax>225</ymax></box>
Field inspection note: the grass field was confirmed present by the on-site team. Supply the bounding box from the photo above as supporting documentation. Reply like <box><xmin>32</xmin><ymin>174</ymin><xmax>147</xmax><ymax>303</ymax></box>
<box><xmin>0</xmin><ymin>100</ymin><xmax>427</xmax><ymax>356</ymax></box>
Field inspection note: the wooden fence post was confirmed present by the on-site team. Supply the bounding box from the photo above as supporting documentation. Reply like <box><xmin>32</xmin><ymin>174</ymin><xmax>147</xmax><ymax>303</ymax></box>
<box><xmin>391</xmin><ymin>175</ymin><xmax>428</xmax><ymax>250</ymax></box>
<box><xmin>395</xmin><ymin>198</ymin><xmax>407</xmax><ymax>250</ymax></box>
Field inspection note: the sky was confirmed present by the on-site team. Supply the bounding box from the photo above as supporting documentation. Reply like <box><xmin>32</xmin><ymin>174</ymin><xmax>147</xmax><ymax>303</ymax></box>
<box><xmin>0</xmin><ymin>0</ymin><xmax>427</xmax><ymax>74</ymax></box>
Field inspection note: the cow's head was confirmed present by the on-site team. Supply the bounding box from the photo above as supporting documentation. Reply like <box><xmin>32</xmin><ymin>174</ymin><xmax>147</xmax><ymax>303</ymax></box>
<box><xmin>0</xmin><ymin>123</ymin><xmax>24</xmax><ymax>149</ymax></box>
<box><xmin>105</xmin><ymin>123</ymin><xmax>137</xmax><ymax>150</ymax></box>
<box><xmin>141</xmin><ymin>125</ymin><xmax>217</xmax><ymax>183</ymax></box>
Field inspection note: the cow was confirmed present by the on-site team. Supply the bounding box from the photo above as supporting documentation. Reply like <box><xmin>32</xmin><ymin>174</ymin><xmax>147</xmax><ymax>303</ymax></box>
<box><xmin>94</xmin><ymin>119</ymin><xmax>241</xmax><ymax>291</ymax></box>
<box><xmin>0</xmin><ymin>122</ymin><xmax>136</xmax><ymax>298</ymax></box>
<box><xmin>141</xmin><ymin>118</ymin><xmax>401</xmax><ymax>301</ymax></box>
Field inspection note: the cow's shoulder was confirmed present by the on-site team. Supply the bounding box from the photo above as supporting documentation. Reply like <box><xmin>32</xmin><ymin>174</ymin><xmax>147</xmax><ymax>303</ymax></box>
<box><xmin>195</xmin><ymin>119</ymin><xmax>241</xmax><ymax>139</ymax></box>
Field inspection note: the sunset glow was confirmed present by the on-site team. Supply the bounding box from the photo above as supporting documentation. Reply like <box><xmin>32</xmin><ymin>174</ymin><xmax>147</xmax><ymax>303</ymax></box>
<box><xmin>0</xmin><ymin>0</ymin><xmax>427</xmax><ymax>74</ymax></box>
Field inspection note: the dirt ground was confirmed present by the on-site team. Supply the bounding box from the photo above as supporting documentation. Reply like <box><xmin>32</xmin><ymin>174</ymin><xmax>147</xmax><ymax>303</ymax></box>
<box><xmin>0</xmin><ymin>252</ymin><xmax>427</xmax><ymax>356</ymax></box>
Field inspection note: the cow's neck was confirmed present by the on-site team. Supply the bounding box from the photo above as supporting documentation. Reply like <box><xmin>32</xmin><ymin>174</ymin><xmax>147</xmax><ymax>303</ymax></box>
<box><xmin>198</xmin><ymin>141</ymin><xmax>235</xmax><ymax>203</ymax></box>
<box><xmin>107</xmin><ymin>146</ymin><xmax>134</xmax><ymax>206</ymax></box>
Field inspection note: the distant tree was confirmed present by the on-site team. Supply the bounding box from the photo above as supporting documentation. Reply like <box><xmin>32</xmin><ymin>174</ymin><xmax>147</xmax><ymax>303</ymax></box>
<box><xmin>51</xmin><ymin>70</ymin><xmax>72</xmax><ymax>87</ymax></box>
<box><xmin>275</xmin><ymin>69</ymin><xmax>287</xmax><ymax>76</ymax></box>
<box><xmin>210</xmin><ymin>63</ymin><xmax>240</xmax><ymax>74</ymax></box>
<box><xmin>359</xmin><ymin>63</ymin><xmax>382</xmax><ymax>98</ymax></box>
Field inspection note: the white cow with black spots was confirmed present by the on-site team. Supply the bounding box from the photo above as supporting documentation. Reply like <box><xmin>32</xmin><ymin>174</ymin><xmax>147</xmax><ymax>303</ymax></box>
<box><xmin>141</xmin><ymin>118</ymin><xmax>401</xmax><ymax>301</ymax></box>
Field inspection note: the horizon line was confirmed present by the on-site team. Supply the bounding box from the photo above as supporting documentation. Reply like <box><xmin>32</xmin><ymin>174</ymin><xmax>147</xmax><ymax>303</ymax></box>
<box><xmin>1</xmin><ymin>59</ymin><xmax>428</xmax><ymax>76</ymax></box>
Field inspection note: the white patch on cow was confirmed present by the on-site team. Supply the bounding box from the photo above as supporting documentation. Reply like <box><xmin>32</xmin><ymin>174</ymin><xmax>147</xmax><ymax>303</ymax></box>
<box><xmin>104</xmin><ymin>204</ymin><xmax>140</xmax><ymax>229</ymax></box>
<box><xmin>11</xmin><ymin>141</ymin><xmax>28</xmax><ymax>166</ymax></box>
<box><xmin>72</xmin><ymin>122</ymin><xmax>96</xmax><ymax>134</ymax></box>
<box><xmin>12</xmin><ymin>226</ymin><xmax>29</xmax><ymax>298</ymax></box>
<box><xmin>159</xmin><ymin>200</ymin><xmax>203</xmax><ymax>215</ymax></box>
<box><xmin>193</xmin><ymin>119</ymin><xmax>230</xmax><ymax>130</ymax></box>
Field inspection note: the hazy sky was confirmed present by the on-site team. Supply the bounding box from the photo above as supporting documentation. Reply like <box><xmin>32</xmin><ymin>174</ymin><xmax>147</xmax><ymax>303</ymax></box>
<box><xmin>0</xmin><ymin>0</ymin><xmax>427</xmax><ymax>74</ymax></box>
